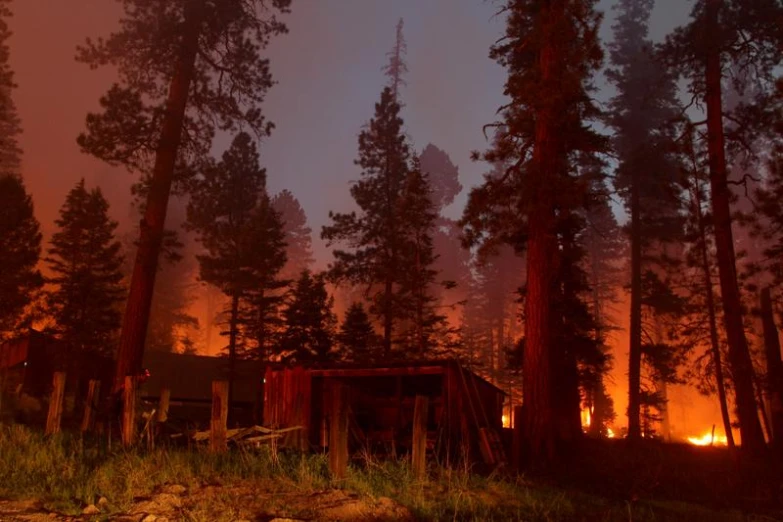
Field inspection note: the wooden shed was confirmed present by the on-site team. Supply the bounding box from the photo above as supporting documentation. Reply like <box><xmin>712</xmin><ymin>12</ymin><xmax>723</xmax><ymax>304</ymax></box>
<box><xmin>263</xmin><ymin>360</ymin><xmax>506</xmax><ymax>465</ymax></box>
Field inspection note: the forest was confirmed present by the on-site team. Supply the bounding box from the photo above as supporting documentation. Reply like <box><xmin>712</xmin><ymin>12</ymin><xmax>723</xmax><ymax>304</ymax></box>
<box><xmin>1</xmin><ymin>0</ymin><xmax>783</xmax><ymax>519</ymax></box>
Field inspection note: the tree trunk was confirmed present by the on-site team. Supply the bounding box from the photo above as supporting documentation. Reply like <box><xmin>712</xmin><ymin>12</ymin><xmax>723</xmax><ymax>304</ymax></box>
<box><xmin>227</xmin><ymin>292</ymin><xmax>239</xmax><ymax>425</ymax></box>
<box><xmin>703</xmin><ymin>0</ymin><xmax>765</xmax><ymax>453</ymax></box>
<box><xmin>692</xmin><ymin>174</ymin><xmax>735</xmax><ymax>448</ymax></box>
<box><xmin>256</xmin><ymin>289</ymin><xmax>267</xmax><ymax>361</ymax></box>
<box><xmin>760</xmin><ymin>287</ymin><xmax>783</xmax><ymax>449</ymax></box>
<box><xmin>627</xmin><ymin>165</ymin><xmax>643</xmax><ymax>439</ymax></box>
<box><xmin>113</xmin><ymin>0</ymin><xmax>205</xmax><ymax>392</ymax></box>
<box><xmin>522</xmin><ymin>0</ymin><xmax>562</xmax><ymax>466</ymax></box>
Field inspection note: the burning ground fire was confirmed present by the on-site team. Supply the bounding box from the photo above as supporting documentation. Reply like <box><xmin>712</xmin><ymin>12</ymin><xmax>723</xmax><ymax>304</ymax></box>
<box><xmin>686</xmin><ymin>430</ymin><xmax>728</xmax><ymax>447</ymax></box>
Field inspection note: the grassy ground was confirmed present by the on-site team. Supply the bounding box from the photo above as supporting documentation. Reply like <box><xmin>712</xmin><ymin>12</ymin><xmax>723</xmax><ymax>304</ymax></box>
<box><xmin>0</xmin><ymin>424</ymin><xmax>781</xmax><ymax>521</ymax></box>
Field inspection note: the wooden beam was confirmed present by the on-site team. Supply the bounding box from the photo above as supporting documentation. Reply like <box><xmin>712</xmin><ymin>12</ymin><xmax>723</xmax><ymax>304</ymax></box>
<box><xmin>328</xmin><ymin>382</ymin><xmax>349</xmax><ymax>479</ymax></box>
<box><xmin>412</xmin><ymin>395</ymin><xmax>429</xmax><ymax>479</ymax></box>
<box><xmin>80</xmin><ymin>380</ymin><xmax>101</xmax><ymax>433</ymax></box>
<box><xmin>45</xmin><ymin>372</ymin><xmax>66</xmax><ymax>435</ymax></box>
<box><xmin>157</xmin><ymin>388</ymin><xmax>170</xmax><ymax>423</ymax></box>
<box><xmin>210</xmin><ymin>380</ymin><xmax>229</xmax><ymax>453</ymax></box>
<box><xmin>310</xmin><ymin>366</ymin><xmax>445</xmax><ymax>378</ymax></box>
<box><xmin>122</xmin><ymin>375</ymin><xmax>137</xmax><ymax>446</ymax></box>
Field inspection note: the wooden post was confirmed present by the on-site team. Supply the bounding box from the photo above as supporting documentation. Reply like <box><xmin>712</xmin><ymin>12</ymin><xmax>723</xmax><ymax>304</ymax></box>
<box><xmin>157</xmin><ymin>388</ymin><xmax>170</xmax><ymax>423</ymax></box>
<box><xmin>328</xmin><ymin>382</ymin><xmax>349</xmax><ymax>479</ymax></box>
<box><xmin>45</xmin><ymin>372</ymin><xmax>66</xmax><ymax>435</ymax></box>
<box><xmin>210</xmin><ymin>380</ymin><xmax>229</xmax><ymax>453</ymax></box>
<box><xmin>412</xmin><ymin>395</ymin><xmax>429</xmax><ymax>479</ymax></box>
<box><xmin>80</xmin><ymin>380</ymin><xmax>101</xmax><ymax>433</ymax></box>
<box><xmin>121</xmin><ymin>375</ymin><xmax>137</xmax><ymax>446</ymax></box>
<box><xmin>512</xmin><ymin>405</ymin><xmax>524</xmax><ymax>470</ymax></box>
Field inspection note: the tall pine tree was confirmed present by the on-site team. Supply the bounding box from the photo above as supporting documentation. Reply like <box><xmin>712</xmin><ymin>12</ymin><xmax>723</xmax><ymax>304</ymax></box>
<box><xmin>322</xmin><ymin>87</ymin><xmax>412</xmax><ymax>358</ymax></box>
<box><xmin>0</xmin><ymin>175</ymin><xmax>42</xmax><ymax>341</ymax></box>
<box><xmin>0</xmin><ymin>1</ymin><xmax>41</xmax><ymax>341</ymax></box>
<box><xmin>45</xmin><ymin>179</ymin><xmax>125</xmax><ymax>357</ymax></box>
<box><xmin>338</xmin><ymin>302</ymin><xmax>380</xmax><ymax>363</ymax></box>
<box><xmin>187</xmin><ymin>132</ymin><xmax>287</xmax><ymax>373</ymax></box>
<box><xmin>461</xmin><ymin>0</ymin><xmax>606</xmax><ymax>465</ymax></box>
<box><xmin>661</xmin><ymin>0</ymin><xmax>783</xmax><ymax>453</ymax></box>
<box><xmin>78</xmin><ymin>0</ymin><xmax>291</xmax><ymax>391</ymax></box>
<box><xmin>607</xmin><ymin>0</ymin><xmax>687</xmax><ymax>440</ymax></box>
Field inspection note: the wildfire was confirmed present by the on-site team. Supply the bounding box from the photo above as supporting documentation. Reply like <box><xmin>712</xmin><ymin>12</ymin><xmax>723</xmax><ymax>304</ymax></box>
<box><xmin>606</xmin><ymin>428</ymin><xmax>615</xmax><ymax>439</ymax></box>
<box><xmin>687</xmin><ymin>430</ymin><xmax>728</xmax><ymax>447</ymax></box>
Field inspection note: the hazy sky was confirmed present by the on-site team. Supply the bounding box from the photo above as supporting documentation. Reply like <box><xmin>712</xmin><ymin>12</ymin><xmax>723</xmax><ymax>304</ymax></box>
<box><xmin>9</xmin><ymin>0</ymin><xmax>692</xmax><ymax>267</ymax></box>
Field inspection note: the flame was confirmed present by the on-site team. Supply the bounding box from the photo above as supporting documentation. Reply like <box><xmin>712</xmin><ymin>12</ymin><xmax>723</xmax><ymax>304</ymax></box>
<box><xmin>502</xmin><ymin>414</ymin><xmax>510</xmax><ymax>428</ymax></box>
<box><xmin>606</xmin><ymin>428</ymin><xmax>615</xmax><ymax>439</ymax></box>
<box><xmin>581</xmin><ymin>407</ymin><xmax>592</xmax><ymax>429</ymax></box>
<box><xmin>687</xmin><ymin>431</ymin><xmax>728</xmax><ymax>447</ymax></box>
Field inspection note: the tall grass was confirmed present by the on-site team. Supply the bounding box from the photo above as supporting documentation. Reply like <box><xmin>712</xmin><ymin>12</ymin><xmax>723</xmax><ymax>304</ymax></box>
<box><xmin>0</xmin><ymin>424</ymin><xmax>776</xmax><ymax>521</ymax></box>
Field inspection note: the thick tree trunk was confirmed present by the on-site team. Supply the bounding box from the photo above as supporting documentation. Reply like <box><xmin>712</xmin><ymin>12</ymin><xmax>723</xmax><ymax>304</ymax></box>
<box><xmin>760</xmin><ymin>287</ymin><xmax>783</xmax><ymax>450</ymax></box>
<box><xmin>703</xmin><ymin>0</ymin><xmax>765</xmax><ymax>453</ymax></box>
<box><xmin>692</xmin><ymin>176</ymin><xmax>735</xmax><ymax>448</ymax></box>
<box><xmin>627</xmin><ymin>168</ymin><xmax>643</xmax><ymax>439</ymax></box>
<box><xmin>522</xmin><ymin>0</ymin><xmax>562</xmax><ymax>466</ymax></box>
<box><xmin>113</xmin><ymin>0</ymin><xmax>205</xmax><ymax>392</ymax></box>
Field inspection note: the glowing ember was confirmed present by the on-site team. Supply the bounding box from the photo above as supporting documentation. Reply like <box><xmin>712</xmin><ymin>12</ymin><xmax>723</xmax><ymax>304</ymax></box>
<box><xmin>687</xmin><ymin>431</ymin><xmax>728</xmax><ymax>446</ymax></box>
<box><xmin>502</xmin><ymin>414</ymin><xmax>510</xmax><ymax>428</ymax></box>
<box><xmin>606</xmin><ymin>428</ymin><xmax>615</xmax><ymax>439</ymax></box>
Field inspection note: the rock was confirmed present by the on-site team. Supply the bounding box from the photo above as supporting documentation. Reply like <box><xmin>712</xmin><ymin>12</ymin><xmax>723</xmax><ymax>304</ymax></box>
<box><xmin>161</xmin><ymin>484</ymin><xmax>187</xmax><ymax>496</ymax></box>
<box><xmin>82</xmin><ymin>504</ymin><xmax>100</xmax><ymax>515</ymax></box>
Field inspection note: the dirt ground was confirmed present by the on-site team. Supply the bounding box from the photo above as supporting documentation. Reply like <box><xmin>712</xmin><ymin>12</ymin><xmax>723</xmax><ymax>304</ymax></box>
<box><xmin>0</xmin><ymin>483</ymin><xmax>414</xmax><ymax>522</ymax></box>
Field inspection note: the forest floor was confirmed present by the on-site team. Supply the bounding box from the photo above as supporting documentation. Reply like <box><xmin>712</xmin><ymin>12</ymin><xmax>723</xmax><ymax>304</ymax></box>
<box><xmin>0</xmin><ymin>424</ymin><xmax>782</xmax><ymax>522</ymax></box>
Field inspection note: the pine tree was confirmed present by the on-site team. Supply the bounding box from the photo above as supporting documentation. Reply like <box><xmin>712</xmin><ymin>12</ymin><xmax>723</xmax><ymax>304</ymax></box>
<box><xmin>0</xmin><ymin>175</ymin><xmax>43</xmax><ymax>340</ymax></box>
<box><xmin>383</xmin><ymin>18</ymin><xmax>407</xmax><ymax>103</ymax></box>
<box><xmin>0</xmin><ymin>0</ymin><xmax>21</xmax><ymax>177</ymax></box>
<box><xmin>396</xmin><ymin>167</ymin><xmax>447</xmax><ymax>354</ymax></box>
<box><xmin>272</xmin><ymin>189</ymin><xmax>315</xmax><ymax>281</ymax></box>
<box><xmin>338</xmin><ymin>302</ymin><xmax>380</xmax><ymax>364</ymax></box>
<box><xmin>419</xmin><ymin>144</ymin><xmax>462</xmax><ymax>216</ymax></box>
<box><xmin>322</xmin><ymin>87</ymin><xmax>412</xmax><ymax>357</ymax></box>
<box><xmin>78</xmin><ymin>0</ymin><xmax>291</xmax><ymax>391</ymax></box>
<box><xmin>461</xmin><ymin>0</ymin><xmax>606</xmax><ymax>465</ymax></box>
<box><xmin>281</xmin><ymin>270</ymin><xmax>337</xmax><ymax>363</ymax></box>
<box><xmin>608</xmin><ymin>0</ymin><xmax>687</xmax><ymax>440</ymax></box>
<box><xmin>186</xmin><ymin>132</ymin><xmax>287</xmax><ymax>400</ymax></box>
<box><xmin>45</xmin><ymin>179</ymin><xmax>125</xmax><ymax>357</ymax></box>
<box><xmin>661</xmin><ymin>0</ymin><xmax>783</xmax><ymax>453</ymax></box>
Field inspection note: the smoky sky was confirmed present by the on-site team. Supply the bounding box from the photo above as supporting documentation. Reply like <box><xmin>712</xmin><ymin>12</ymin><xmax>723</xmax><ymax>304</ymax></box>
<box><xmin>10</xmin><ymin>0</ymin><xmax>691</xmax><ymax>266</ymax></box>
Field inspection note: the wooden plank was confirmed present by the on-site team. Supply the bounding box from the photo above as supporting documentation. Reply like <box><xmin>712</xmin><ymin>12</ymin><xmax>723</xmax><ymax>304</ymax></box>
<box><xmin>121</xmin><ymin>375</ymin><xmax>137</xmax><ymax>446</ymax></box>
<box><xmin>210</xmin><ymin>380</ymin><xmax>229</xmax><ymax>453</ymax></box>
<box><xmin>157</xmin><ymin>388</ymin><xmax>170</xmax><ymax>423</ymax></box>
<box><xmin>310</xmin><ymin>366</ymin><xmax>445</xmax><ymax>378</ymax></box>
<box><xmin>45</xmin><ymin>372</ymin><xmax>66</xmax><ymax>435</ymax></box>
<box><xmin>328</xmin><ymin>381</ymin><xmax>349</xmax><ymax>479</ymax></box>
<box><xmin>80</xmin><ymin>380</ymin><xmax>101</xmax><ymax>433</ymax></box>
<box><xmin>412</xmin><ymin>395</ymin><xmax>429</xmax><ymax>478</ymax></box>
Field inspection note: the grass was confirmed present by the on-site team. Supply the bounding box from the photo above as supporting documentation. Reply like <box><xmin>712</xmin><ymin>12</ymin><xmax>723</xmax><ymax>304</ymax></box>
<box><xmin>0</xmin><ymin>424</ymin><xmax>781</xmax><ymax>521</ymax></box>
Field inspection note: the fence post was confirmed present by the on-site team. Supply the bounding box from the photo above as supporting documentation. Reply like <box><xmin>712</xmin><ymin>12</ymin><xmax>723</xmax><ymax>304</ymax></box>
<box><xmin>121</xmin><ymin>375</ymin><xmax>136</xmax><ymax>446</ymax></box>
<box><xmin>157</xmin><ymin>388</ymin><xmax>170</xmax><ymax>423</ymax></box>
<box><xmin>45</xmin><ymin>372</ymin><xmax>66</xmax><ymax>435</ymax></box>
<box><xmin>80</xmin><ymin>380</ymin><xmax>101</xmax><ymax>433</ymax></box>
<box><xmin>211</xmin><ymin>380</ymin><xmax>229</xmax><ymax>453</ymax></box>
<box><xmin>328</xmin><ymin>382</ymin><xmax>349</xmax><ymax>479</ymax></box>
<box><xmin>412</xmin><ymin>395</ymin><xmax>429</xmax><ymax>479</ymax></box>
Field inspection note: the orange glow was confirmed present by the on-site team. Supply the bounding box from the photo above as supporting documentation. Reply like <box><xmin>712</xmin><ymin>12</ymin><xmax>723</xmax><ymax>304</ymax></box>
<box><xmin>687</xmin><ymin>431</ymin><xmax>728</xmax><ymax>447</ymax></box>
<box><xmin>606</xmin><ymin>428</ymin><xmax>615</xmax><ymax>438</ymax></box>
<box><xmin>502</xmin><ymin>414</ymin><xmax>510</xmax><ymax>428</ymax></box>
<box><xmin>581</xmin><ymin>406</ymin><xmax>592</xmax><ymax>430</ymax></box>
